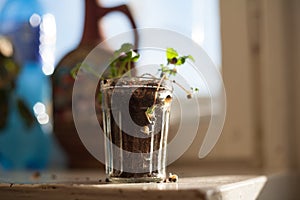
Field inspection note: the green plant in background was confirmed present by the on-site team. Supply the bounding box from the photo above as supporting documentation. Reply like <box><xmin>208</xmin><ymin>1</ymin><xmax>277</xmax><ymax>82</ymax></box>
<box><xmin>71</xmin><ymin>43</ymin><xmax>139</xmax><ymax>79</ymax></box>
<box><xmin>0</xmin><ymin>36</ymin><xmax>35</xmax><ymax>130</ymax></box>
<box><xmin>108</xmin><ymin>43</ymin><xmax>139</xmax><ymax>78</ymax></box>
<box><xmin>71</xmin><ymin>43</ymin><xmax>140</xmax><ymax>103</ymax></box>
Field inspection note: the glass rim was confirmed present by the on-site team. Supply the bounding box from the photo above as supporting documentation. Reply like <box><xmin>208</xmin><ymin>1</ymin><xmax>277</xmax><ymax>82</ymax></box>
<box><xmin>100</xmin><ymin>75</ymin><xmax>173</xmax><ymax>91</ymax></box>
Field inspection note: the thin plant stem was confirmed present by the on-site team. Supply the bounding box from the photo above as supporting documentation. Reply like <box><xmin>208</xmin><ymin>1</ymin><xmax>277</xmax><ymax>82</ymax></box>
<box><xmin>172</xmin><ymin>80</ymin><xmax>192</xmax><ymax>96</ymax></box>
<box><xmin>153</xmin><ymin>74</ymin><xmax>167</xmax><ymax>104</ymax></box>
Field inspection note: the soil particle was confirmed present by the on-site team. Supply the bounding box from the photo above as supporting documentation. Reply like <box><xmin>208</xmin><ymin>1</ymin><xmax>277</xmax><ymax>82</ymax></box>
<box><xmin>31</xmin><ymin>171</ymin><xmax>41</xmax><ymax>180</ymax></box>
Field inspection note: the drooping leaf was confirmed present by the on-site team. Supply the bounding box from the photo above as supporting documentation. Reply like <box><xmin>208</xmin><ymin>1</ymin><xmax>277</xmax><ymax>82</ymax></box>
<box><xmin>145</xmin><ymin>105</ymin><xmax>157</xmax><ymax>123</ymax></box>
<box><xmin>187</xmin><ymin>55</ymin><xmax>195</xmax><ymax>62</ymax></box>
<box><xmin>16</xmin><ymin>98</ymin><xmax>35</xmax><ymax>129</ymax></box>
<box><xmin>175</xmin><ymin>55</ymin><xmax>195</xmax><ymax>66</ymax></box>
<box><xmin>0</xmin><ymin>90</ymin><xmax>9</xmax><ymax>130</ymax></box>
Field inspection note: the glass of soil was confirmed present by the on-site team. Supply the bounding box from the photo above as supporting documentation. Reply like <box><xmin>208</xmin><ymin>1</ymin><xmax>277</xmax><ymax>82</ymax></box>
<box><xmin>101</xmin><ymin>76</ymin><xmax>173</xmax><ymax>183</ymax></box>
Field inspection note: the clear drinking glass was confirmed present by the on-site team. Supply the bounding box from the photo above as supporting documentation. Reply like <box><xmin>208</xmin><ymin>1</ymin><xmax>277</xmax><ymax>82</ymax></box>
<box><xmin>101</xmin><ymin>77</ymin><xmax>173</xmax><ymax>183</ymax></box>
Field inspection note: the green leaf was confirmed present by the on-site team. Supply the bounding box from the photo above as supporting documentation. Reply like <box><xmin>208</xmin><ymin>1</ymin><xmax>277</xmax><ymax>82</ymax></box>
<box><xmin>111</xmin><ymin>43</ymin><xmax>134</xmax><ymax>62</ymax></box>
<box><xmin>175</xmin><ymin>57</ymin><xmax>186</xmax><ymax>65</ymax></box>
<box><xmin>146</xmin><ymin>105</ymin><xmax>156</xmax><ymax>115</ymax></box>
<box><xmin>110</xmin><ymin>65</ymin><xmax>117</xmax><ymax>77</ymax></box>
<box><xmin>191</xmin><ymin>87</ymin><xmax>199</xmax><ymax>92</ymax></box>
<box><xmin>131</xmin><ymin>50</ymin><xmax>140</xmax><ymax>62</ymax></box>
<box><xmin>120</xmin><ymin>43</ymin><xmax>134</xmax><ymax>53</ymax></box>
<box><xmin>107</xmin><ymin>43</ymin><xmax>140</xmax><ymax>78</ymax></box>
<box><xmin>17</xmin><ymin>98</ymin><xmax>35</xmax><ymax>129</ymax></box>
<box><xmin>145</xmin><ymin>105</ymin><xmax>157</xmax><ymax>123</ymax></box>
<box><xmin>174</xmin><ymin>55</ymin><xmax>195</xmax><ymax>66</ymax></box>
<box><xmin>166</xmin><ymin>48</ymin><xmax>178</xmax><ymax>60</ymax></box>
<box><xmin>160</xmin><ymin>65</ymin><xmax>169</xmax><ymax>73</ymax></box>
<box><xmin>170</xmin><ymin>68</ymin><xmax>177</xmax><ymax>76</ymax></box>
<box><xmin>187</xmin><ymin>55</ymin><xmax>195</xmax><ymax>62</ymax></box>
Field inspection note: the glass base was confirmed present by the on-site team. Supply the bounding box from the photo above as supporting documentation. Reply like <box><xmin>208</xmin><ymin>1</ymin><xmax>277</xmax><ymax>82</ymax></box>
<box><xmin>108</xmin><ymin>175</ymin><xmax>165</xmax><ymax>183</ymax></box>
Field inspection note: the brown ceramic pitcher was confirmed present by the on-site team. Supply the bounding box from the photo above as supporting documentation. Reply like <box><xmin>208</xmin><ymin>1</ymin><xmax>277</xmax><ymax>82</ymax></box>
<box><xmin>52</xmin><ymin>0</ymin><xmax>138</xmax><ymax>168</ymax></box>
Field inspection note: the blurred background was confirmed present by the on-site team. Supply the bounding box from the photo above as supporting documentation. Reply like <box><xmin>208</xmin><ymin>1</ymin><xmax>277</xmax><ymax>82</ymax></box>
<box><xmin>0</xmin><ymin>0</ymin><xmax>299</xmax><ymax>193</ymax></box>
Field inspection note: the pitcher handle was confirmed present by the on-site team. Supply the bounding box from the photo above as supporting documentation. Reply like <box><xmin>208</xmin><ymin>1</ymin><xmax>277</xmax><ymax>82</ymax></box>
<box><xmin>97</xmin><ymin>4</ymin><xmax>139</xmax><ymax>48</ymax></box>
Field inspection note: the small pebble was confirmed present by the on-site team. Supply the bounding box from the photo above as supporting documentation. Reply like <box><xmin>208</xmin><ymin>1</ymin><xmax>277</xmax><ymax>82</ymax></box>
<box><xmin>186</xmin><ymin>94</ymin><xmax>192</xmax><ymax>99</ymax></box>
<box><xmin>168</xmin><ymin>173</ymin><xmax>178</xmax><ymax>183</ymax></box>
<box><xmin>31</xmin><ymin>171</ymin><xmax>41</xmax><ymax>180</ymax></box>
<box><xmin>164</xmin><ymin>95</ymin><xmax>172</xmax><ymax>104</ymax></box>
<box><xmin>141</xmin><ymin>126</ymin><xmax>150</xmax><ymax>135</ymax></box>
<box><xmin>51</xmin><ymin>174</ymin><xmax>57</xmax><ymax>180</ymax></box>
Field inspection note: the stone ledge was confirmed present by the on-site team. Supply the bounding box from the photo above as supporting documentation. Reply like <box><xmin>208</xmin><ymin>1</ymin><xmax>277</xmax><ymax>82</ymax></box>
<box><xmin>0</xmin><ymin>171</ymin><xmax>266</xmax><ymax>200</ymax></box>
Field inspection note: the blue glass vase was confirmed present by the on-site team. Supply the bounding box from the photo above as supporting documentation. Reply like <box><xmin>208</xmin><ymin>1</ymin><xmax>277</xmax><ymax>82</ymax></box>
<box><xmin>0</xmin><ymin>0</ymin><xmax>54</xmax><ymax>170</ymax></box>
